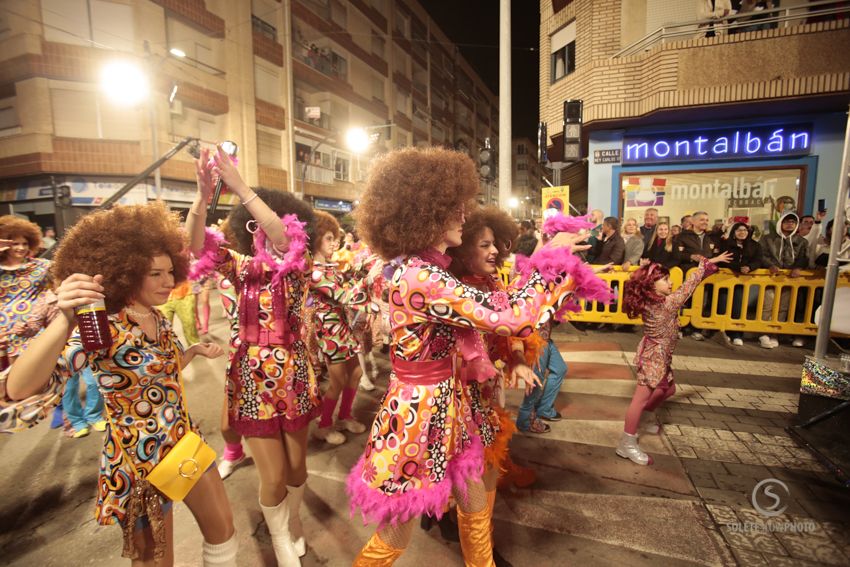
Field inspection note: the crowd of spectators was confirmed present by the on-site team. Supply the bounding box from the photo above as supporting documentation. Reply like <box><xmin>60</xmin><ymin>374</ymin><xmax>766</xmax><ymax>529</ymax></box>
<box><xmin>514</xmin><ymin>207</ymin><xmax>849</xmax><ymax>349</ymax></box>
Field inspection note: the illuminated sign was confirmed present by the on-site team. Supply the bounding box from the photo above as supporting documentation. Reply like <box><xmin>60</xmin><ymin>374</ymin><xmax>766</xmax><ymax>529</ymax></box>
<box><xmin>622</xmin><ymin>124</ymin><xmax>812</xmax><ymax>164</ymax></box>
<box><xmin>315</xmin><ymin>198</ymin><xmax>352</xmax><ymax>213</ymax></box>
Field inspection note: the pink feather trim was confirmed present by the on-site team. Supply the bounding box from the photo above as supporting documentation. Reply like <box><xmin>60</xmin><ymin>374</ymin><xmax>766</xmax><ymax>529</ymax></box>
<box><xmin>519</xmin><ymin>246</ymin><xmax>615</xmax><ymax>314</ymax></box>
<box><xmin>542</xmin><ymin>213</ymin><xmax>595</xmax><ymax>236</ymax></box>
<box><xmin>347</xmin><ymin>435</ymin><xmax>484</xmax><ymax>527</ymax></box>
<box><xmin>189</xmin><ymin>228</ymin><xmax>226</xmax><ymax>281</ymax></box>
<box><xmin>252</xmin><ymin>213</ymin><xmax>310</xmax><ymax>287</ymax></box>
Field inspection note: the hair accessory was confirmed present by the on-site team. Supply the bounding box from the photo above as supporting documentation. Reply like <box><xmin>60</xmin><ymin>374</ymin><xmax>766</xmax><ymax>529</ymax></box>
<box><xmin>246</xmin><ymin>220</ymin><xmax>259</xmax><ymax>234</ymax></box>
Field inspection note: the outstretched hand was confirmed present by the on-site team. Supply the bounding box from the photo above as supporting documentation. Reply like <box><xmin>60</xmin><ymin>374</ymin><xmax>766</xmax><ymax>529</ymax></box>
<box><xmin>190</xmin><ymin>341</ymin><xmax>224</xmax><ymax>360</ymax></box>
<box><xmin>194</xmin><ymin>146</ymin><xmax>213</xmax><ymax>201</ymax></box>
<box><xmin>212</xmin><ymin>145</ymin><xmax>249</xmax><ymax>198</ymax></box>
<box><xmin>515</xmin><ymin>363</ymin><xmax>542</xmax><ymax>395</ymax></box>
<box><xmin>709</xmin><ymin>251</ymin><xmax>733</xmax><ymax>265</ymax></box>
<box><xmin>547</xmin><ymin>231</ymin><xmax>591</xmax><ymax>254</ymax></box>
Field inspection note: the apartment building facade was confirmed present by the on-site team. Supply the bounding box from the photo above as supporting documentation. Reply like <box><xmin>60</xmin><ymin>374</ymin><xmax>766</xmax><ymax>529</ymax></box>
<box><xmin>539</xmin><ymin>0</ymin><xmax>850</xmax><ymax>233</ymax></box>
<box><xmin>0</xmin><ymin>0</ymin><xmax>498</xmax><ymax>227</ymax></box>
<box><xmin>511</xmin><ymin>137</ymin><xmax>548</xmax><ymax>220</ymax></box>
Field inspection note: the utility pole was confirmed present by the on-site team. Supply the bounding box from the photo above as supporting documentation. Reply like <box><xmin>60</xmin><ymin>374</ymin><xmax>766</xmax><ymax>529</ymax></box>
<box><xmin>499</xmin><ymin>0</ymin><xmax>511</xmax><ymax>210</ymax></box>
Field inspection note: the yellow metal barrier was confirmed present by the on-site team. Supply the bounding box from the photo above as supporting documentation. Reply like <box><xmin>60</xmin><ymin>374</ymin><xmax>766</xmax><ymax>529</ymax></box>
<box><xmin>684</xmin><ymin>269</ymin><xmax>850</xmax><ymax>336</ymax></box>
<box><xmin>497</xmin><ymin>262</ymin><xmax>850</xmax><ymax>336</ymax></box>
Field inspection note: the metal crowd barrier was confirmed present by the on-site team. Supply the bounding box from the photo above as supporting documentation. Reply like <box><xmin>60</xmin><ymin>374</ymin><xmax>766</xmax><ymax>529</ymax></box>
<box><xmin>498</xmin><ymin>263</ymin><xmax>850</xmax><ymax>336</ymax></box>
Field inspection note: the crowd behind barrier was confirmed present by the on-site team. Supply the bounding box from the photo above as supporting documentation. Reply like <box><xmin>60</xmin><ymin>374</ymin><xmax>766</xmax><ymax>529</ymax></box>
<box><xmin>500</xmin><ymin>263</ymin><xmax>850</xmax><ymax>336</ymax></box>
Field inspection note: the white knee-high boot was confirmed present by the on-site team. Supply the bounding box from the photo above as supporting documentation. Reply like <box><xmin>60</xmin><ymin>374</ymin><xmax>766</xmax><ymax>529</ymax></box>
<box><xmin>286</xmin><ymin>484</ymin><xmax>306</xmax><ymax>557</ymax></box>
<box><xmin>260</xmin><ymin>496</ymin><xmax>301</xmax><ymax>566</ymax></box>
<box><xmin>202</xmin><ymin>532</ymin><xmax>238</xmax><ymax>567</ymax></box>
<box><xmin>357</xmin><ymin>352</ymin><xmax>375</xmax><ymax>391</ymax></box>
<box><xmin>367</xmin><ymin>351</ymin><xmax>379</xmax><ymax>380</ymax></box>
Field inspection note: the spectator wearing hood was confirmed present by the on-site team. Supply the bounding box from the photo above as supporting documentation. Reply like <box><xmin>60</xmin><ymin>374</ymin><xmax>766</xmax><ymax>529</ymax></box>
<box><xmin>718</xmin><ymin>222</ymin><xmax>762</xmax><ymax>345</ymax></box>
<box><xmin>758</xmin><ymin>212</ymin><xmax>808</xmax><ymax>348</ymax></box>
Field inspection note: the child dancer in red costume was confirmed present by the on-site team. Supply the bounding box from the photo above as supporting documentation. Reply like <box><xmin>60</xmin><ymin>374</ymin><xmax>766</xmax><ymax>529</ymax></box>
<box><xmin>618</xmin><ymin>252</ymin><xmax>731</xmax><ymax>465</ymax></box>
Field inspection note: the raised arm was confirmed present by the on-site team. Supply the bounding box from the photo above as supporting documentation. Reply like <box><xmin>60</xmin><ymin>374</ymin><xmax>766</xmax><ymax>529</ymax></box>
<box><xmin>6</xmin><ymin>274</ymin><xmax>103</xmax><ymax>400</ymax></box>
<box><xmin>188</xmin><ymin>145</ymin><xmax>289</xmax><ymax>255</ymax></box>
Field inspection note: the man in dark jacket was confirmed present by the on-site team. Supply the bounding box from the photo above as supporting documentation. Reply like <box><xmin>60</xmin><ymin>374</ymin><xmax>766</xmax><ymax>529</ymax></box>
<box><xmin>758</xmin><ymin>212</ymin><xmax>808</xmax><ymax>349</ymax></box>
<box><xmin>676</xmin><ymin>211</ymin><xmax>721</xmax><ymax>272</ymax></box>
<box><xmin>639</xmin><ymin>207</ymin><xmax>658</xmax><ymax>249</ymax></box>
<box><xmin>592</xmin><ymin>217</ymin><xmax>625</xmax><ymax>265</ymax></box>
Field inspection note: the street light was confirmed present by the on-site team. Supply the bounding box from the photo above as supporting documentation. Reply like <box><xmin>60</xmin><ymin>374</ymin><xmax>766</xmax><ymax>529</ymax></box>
<box><xmin>345</xmin><ymin>127</ymin><xmax>371</xmax><ymax>154</ymax></box>
<box><xmin>100</xmin><ymin>60</ymin><xmax>149</xmax><ymax>106</ymax></box>
<box><xmin>508</xmin><ymin>197</ymin><xmax>519</xmax><ymax>209</ymax></box>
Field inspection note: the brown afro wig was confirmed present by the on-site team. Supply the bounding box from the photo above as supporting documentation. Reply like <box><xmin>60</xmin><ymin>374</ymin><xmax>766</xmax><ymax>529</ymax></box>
<box><xmin>354</xmin><ymin>147</ymin><xmax>480</xmax><ymax>259</ymax></box>
<box><xmin>448</xmin><ymin>206</ymin><xmax>519</xmax><ymax>278</ymax></box>
<box><xmin>0</xmin><ymin>215</ymin><xmax>42</xmax><ymax>260</ymax></box>
<box><xmin>312</xmin><ymin>210</ymin><xmax>341</xmax><ymax>254</ymax></box>
<box><xmin>51</xmin><ymin>202</ymin><xmax>189</xmax><ymax>313</ymax></box>
<box><xmin>228</xmin><ymin>188</ymin><xmax>316</xmax><ymax>255</ymax></box>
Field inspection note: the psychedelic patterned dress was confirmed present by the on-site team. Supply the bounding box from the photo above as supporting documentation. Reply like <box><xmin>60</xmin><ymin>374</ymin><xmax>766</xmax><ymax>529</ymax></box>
<box><xmin>346</xmin><ymin>249</ymin><xmax>574</xmax><ymax>526</ymax></box>
<box><xmin>634</xmin><ymin>259</ymin><xmax>717</xmax><ymax>388</ymax></box>
<box><xmin>309</xmin><ymin>261</ymin><xmax>369</xmax><ymax>364</ymax></box>
<box><xmin>4</xmin><ymin>310</ymin><xmax>198</xmax><ymax>526</ymax></box>
<box><xmin>210</xmin><ymin>247</ymin><xmax>321</xmax><ymax>436</ymax></box>
<box><xmin>0</xmin><ymin>257</ymin><xmax>51</xmax><ymax>357</ymax></box>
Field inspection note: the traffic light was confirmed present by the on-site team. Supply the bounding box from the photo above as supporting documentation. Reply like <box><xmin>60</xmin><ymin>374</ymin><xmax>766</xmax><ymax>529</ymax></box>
<box><xmin>563</xmin><ymin>99</ymin><xmax>582</xmax><ymax>161</ymax></box>
<box><xmin>53</xmin><ymin>184</ymin><xmax>71</xmax><ymax>208</ymax></box>
<box><xmin>478</xmin><ymin>144</ymin><xmax>495</xmax><ymax>180</ymax></box>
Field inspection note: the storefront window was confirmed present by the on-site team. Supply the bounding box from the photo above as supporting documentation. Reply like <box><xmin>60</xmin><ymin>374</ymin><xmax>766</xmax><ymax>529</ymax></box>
<box><xmin>620</xmin><ymin>167</ymin><xmax>804</xmax><ymax>238</ymax></box>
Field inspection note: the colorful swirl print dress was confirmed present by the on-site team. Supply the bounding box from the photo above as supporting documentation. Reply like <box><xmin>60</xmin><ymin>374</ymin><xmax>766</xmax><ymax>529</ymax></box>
<box><xmin>635</xmin><ymin>259</ymin><xmax>717</xmax><ymax>388</ymax></box>
<box><xmin>309</xmin><ymin>261</ymin><xmax>369</xmax><ymax>364</ymax></box>
<box><xmin>7</xmin><ymin>311</ymin><xmax>198</xmax><ymax>525</ymax></box>
<box><xmin>210</xmin><ymin>247</ymin><xmax>321</xmax><ymax>436</ymax></box>
<box><xmin>0</xmin><ymin>257</ymin><xmax>51</xmax><ymax>357</ymax></box>
<box><xmin>346</xmin><ymin>250</ymin><xmax>574</xmax><ymax>526</ymax></box>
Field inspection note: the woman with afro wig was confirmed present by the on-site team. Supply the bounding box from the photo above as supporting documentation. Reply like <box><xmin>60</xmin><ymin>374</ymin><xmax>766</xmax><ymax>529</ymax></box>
<box><xmin>5</xmin><ymin>201</ymin><xmax>236</xmax><ymax>565</ymax></box>
<box><xmin>618</xmin><ymin>251</ymin><xmax>731</xmax><ymax>466</ymax></box>
<box><xmin>0</xmin><ymin>215</ymin><xmax>50</xmax><ymax>359</ymax></box>
<box><xmin>308</xmin><ymin>210</ymin><xmax>373</xmax><ymax>446</ymax></box>
<box><xmin>346</xmin><ymin>147</ymin><xmax>587</xmax><ymax>566</ymax></box>
<box><xmin>186</xmin><ymin>146</ymin><xmax>318</xmax><ymax>565</ymax></box>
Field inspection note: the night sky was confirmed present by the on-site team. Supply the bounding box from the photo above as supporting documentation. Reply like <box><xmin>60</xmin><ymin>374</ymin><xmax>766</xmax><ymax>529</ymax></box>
<box><xmin>423</xmin><ymin>1</ymin><xmax>540</xmax><ymax>142</ymax></box>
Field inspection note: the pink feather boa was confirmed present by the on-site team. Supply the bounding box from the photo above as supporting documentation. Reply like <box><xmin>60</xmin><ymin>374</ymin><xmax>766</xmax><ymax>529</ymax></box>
<box><xmin>542</xmin><ymin>213</ymin><xmax>595</xmax><ymax>237</ymax></box>
<box><xmin>346</xmin><ymin>435</ymin><xmax>484</xmax><ymax>527</ymax></box>
<box><xmin>251</xmin><ymin>213</ymin><xmax>309</xmax><ymax>288</ymax></box>
<box><xmin>189</xmin><ymin>215</ymin><xmax>309</xmax><ymax>286</ymax></box>
<box><xmin>517</xmin><ymin>246</ymin><xmax>614</xmax><ymax>318</ymax></box>
<box><xmin>189</xmin><ymin>228</ymin><xmax>226</xmax><ymax>281</ymax></box>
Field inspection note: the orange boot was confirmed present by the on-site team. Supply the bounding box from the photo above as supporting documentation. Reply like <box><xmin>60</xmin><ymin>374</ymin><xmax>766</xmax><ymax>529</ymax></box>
<box><xmin>353</xmin><ymin>532</ymin><xmax>405</xmax><ymax>567</ymax></box>
<box><xmin>457</xmin><ymin>505</ymin><xmax>496</xmax><ymax>567</ymax></box>
<box><xmin>497</xmin><ymin>455</ymin><xmax>537</xmax><ymax>490</ymax></box>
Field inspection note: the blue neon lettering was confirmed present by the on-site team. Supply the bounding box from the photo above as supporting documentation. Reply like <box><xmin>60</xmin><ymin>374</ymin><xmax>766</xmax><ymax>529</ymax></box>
<box><xmin>767</xmin><ymin>129</ymin><xmax>784</xmax><ymax>152</ymax></box>
<box><xmin>745</xmin><ymin>132</ymin><xmax>761</xmax><ymax>154</ymax></box>
<box><xmin>790</xmin><ymin>132</ymin><xmax>809</xmax><ymax>150</ymax></box>
<box><xmin>621</xmin><ymin>124</ymin><xmax>812</xmax><ymax>164</ymax></box>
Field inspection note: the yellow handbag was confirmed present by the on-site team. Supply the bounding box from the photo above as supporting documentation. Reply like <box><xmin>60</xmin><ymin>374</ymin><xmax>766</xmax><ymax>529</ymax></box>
<box><xmin>146</xmin><ymin>429</ymin><xmax>216</xmax><ymax>501</ymax></box>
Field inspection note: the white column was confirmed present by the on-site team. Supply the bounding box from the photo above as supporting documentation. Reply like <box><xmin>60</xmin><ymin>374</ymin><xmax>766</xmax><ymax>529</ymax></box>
<box><xmin>499</xmin><ymin>0</ymin><xmax>511</xmax><ymax>210</ymax></box>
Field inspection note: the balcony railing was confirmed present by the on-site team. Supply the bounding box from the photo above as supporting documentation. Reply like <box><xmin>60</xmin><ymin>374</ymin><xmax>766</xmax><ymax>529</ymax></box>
<box><xmin>614</xmin><ymin>0</ymin><xmax>850</xmax><ymax>58</ymax></box>
<box><xmin>294</xmin><ymin>105</ymin><xmax>336</xmax><ymax>132</ymax></box>
<box><xmin>292</xmin><ymin>40</ymin><xmax>348</xmax><ymax>81</ymax></box>
<box><xmin>296</xmin><ymin>162</ymin><xmax>335</xmax><ymax>185</ymax></box>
